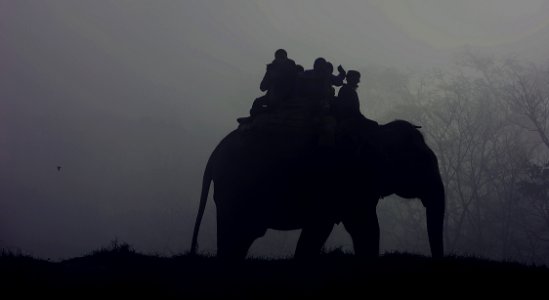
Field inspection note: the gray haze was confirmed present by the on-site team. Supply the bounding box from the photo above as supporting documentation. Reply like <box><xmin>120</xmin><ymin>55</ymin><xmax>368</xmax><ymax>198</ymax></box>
<box><xmin>2</xmin><ymin>0</ymin><xmax>549</xmax><ymax>260</ymax></box>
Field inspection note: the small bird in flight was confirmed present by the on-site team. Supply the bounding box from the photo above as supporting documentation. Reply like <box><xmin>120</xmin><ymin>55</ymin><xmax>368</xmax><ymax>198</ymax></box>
<box><xmin>57</xmin><ymin>166</ymin><xmax>62</xmax><ymax>171</ymax></box>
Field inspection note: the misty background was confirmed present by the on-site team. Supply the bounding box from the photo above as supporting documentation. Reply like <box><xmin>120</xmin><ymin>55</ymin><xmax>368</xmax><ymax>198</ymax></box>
<box><xmin>2</xmin><ymin>1</ymin><xmax>549</xmax><ymax>264</ymax></box>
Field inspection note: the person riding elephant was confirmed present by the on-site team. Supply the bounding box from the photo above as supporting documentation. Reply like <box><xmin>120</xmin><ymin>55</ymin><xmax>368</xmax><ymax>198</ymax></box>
<box><xmin>333</xmin><ymin>70</ymin><xmax>361</xmax><ymax>120</ymax></box>
<box><xmin>239</xmin><ymin>49</ymin><xmax>299</xmax><ymax>124</ymax></box>
<box><xmin>260</xmin><ymin>49</ymin><xmax>297</xmax><ymax>91</ymax></box>
<box><xmin>326</xmin><ymin>62</ymin><xmax>346</xmax><ymax>97</ymax></box>
<box><xmin>257</xmin><ymin>49</ymin><xmax>298</xmax><ymax>109</ymax></box>
<box><xmin>295</xmin><ymin>58</ymin><xmax>345</xmax><ymax>112</ymax></box>
<box><xmin>331</xmin><ymin>70</ymin><xmax>379</xmax><ymax>144</ymax></box>
<box><xmin>295</xmin><ymin>58</ymin><xmax>345</xmax><ymax>146</ymax></box>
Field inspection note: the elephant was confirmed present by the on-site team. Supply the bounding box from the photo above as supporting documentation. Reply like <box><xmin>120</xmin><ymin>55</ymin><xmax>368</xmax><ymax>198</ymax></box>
<box><xmin>190</xmin><ymin>117</ymin><xmax>445</xmax><ymax>260</ymax></box>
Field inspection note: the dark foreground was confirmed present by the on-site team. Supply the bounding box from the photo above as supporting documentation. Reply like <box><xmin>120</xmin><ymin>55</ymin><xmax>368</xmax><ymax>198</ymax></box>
<box><xmin>2</xmin><ymin>245</ymin><xmax>548</xmax><ymax>298</ymax></box>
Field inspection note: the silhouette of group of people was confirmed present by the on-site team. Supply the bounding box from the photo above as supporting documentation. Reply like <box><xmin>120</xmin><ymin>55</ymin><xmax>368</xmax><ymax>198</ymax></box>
<box><xmin>239</xmin><ymin>49</ymin><xmax>364</xmax><ymax>128</ymax></box>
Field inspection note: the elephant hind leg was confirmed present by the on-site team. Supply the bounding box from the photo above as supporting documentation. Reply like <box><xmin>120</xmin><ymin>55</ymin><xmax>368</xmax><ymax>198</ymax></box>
<box><xmin>343</xmin><ymin>202</ymin><xmax>379</xmax><ymax>258</ymax></box>
<box><xmin>295</xmin><ymin>223</ymin><xmax>334</xmax><ymax>259</ymax></box>
<box><xmin>217</xmin><ymin>212</ymin><xmax>265</xmax><ymax>260</ymax></box>
<box><xmin>217</xmin><ymin>233</ymin><xmax>258</xmax><ymax>260</ymax></box>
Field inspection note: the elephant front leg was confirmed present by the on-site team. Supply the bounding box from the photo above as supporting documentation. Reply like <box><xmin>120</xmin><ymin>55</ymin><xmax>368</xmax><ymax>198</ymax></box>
<box><xmin>295</xmin><ymin>223</ymin><xmax>334</xmax><ymax>259</ymax></box>
<box><xmin>343</xmin><ymin>202</ymin><xmax>379</xmax><ymax>258</ymax></box>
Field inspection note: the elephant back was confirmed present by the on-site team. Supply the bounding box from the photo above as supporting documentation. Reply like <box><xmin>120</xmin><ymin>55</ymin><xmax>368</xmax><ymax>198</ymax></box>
<box><xmin>240</xmin><ymin>96</ymin><xmax>320</xmax><ymax>138</ymax></box>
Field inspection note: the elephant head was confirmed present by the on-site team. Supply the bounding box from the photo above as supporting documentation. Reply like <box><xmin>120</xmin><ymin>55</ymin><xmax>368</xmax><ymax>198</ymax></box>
<box><xmin>369</xmin><ymin>119</ymin><xmax>445</xmax><ymax>258</ymax></box>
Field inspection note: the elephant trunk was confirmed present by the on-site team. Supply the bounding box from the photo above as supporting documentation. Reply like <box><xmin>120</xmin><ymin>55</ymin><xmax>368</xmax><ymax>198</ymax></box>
<box><xmin>421</xmin><ymin>151</ymin><xmax>445</xmax><ymax>259</ymax></box>
<box><xmin>424</xmin><ymin>176</ymin><xmax>445</xmax><ymax>258</ymax></box>
<box><xmin>426</xmin><ymin>201</ymin><xmax>444</xmax><ymax>259</ymax></box>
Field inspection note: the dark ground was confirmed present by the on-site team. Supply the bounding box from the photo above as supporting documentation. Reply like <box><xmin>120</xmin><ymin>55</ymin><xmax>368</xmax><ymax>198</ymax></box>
<box><xmin>2</xmin><ymin>243</ymin><xmax>548</xmax><ymax>298</ymax></box>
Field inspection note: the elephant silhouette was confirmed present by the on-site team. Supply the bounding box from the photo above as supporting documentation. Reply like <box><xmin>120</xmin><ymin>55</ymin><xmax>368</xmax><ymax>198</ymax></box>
<box><xmin>191</xmin><ymin>118</ymin><xmax>445</xmax><ymax>259</ymax></box>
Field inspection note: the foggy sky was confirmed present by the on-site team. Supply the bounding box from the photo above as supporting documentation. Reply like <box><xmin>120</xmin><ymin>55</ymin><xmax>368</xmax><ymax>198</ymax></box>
<box><xmin>2</xmin><ymin>0</ymin><xmax>549</xmax><ymax>260</ymax></box>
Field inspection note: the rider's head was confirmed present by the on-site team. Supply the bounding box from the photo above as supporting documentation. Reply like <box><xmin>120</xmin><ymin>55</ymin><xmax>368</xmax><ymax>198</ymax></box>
<box><xmin>346</xmin><ymin>70</ymin><xmax>361</xmax><ymax>85</ymax></box>
<box><xmin>274</xmin><ymin>49</ymin><xmax>288</xmax><ymax>60</ymax></box>
<box><xmin>313</xmin><ymin>57</ymin><xmax>327</xmax><ymax>72</ymax></box>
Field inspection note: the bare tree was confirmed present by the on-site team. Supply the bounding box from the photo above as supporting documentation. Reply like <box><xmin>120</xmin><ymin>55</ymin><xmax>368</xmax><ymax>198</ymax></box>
<box><xmin>501</xmin><ymin>60</ymin><xmax>549</xmax><ymax>151</ymax></box>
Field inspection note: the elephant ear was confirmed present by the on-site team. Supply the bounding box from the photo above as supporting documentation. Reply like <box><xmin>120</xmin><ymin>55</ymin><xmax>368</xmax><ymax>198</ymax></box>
<box><xmin>337</xmin><ymin>116</ymin><xmax>379</xmax><ymax>141</ymax></box>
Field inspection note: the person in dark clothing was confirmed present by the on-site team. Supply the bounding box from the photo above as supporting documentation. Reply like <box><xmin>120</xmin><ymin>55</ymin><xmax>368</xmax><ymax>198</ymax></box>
<box><xmin>296</xmin><ymin>57</ymin><xmax>333</xmax><ymax>112</ymax></box>
<box><xmin>326</xmin><ymin>62</ymin><xmax>346</xmax><ymax>88</ymax></box>
<box><xmin>324</xmin><ymin>62</ymin><xmax>346</xmax><ymax>99</ymax></box>
<box><xmin>297</xmin><ymin>59</ymin><xmax>346</xmax><ymax>102</ymax></box>
<box><xmin>294</xmin><ymin>58</ymin><xmax>343</xmax><ymax>146</ymax></box>
<box><xmin>296</xmin><ymin>64</ymin><xmax>305</xmax><ymax>74</ymax></box>
<box><xmin>333</xmin><ymin>70</ymin><xmax>361</xmax><ymax>121</ymax></box>
<box><xmin>332</xmin><ymin>70</ymin><xmax>379</xmax><ymax>144</ymax></box>
<box><xmin>243</xmin><ymin>49</ymin><xmax>298</xmax><ymax>121</ymax></box>
<box><xmin>259</xmin><ymin>49</ymin><xmax>298</xmax><ymax>104</ymax></box>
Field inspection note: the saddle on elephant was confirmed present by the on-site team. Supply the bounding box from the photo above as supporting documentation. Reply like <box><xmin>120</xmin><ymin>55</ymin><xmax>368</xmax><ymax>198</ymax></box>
<box><xmin>237</xmin><ymin>95</ymin><xmax>380</xmax><ymax>150</ymax></box>
<box><xmin>238</xmin><ymin>96</ymin><xmax>324</xmax><ymax>135</ymax></box>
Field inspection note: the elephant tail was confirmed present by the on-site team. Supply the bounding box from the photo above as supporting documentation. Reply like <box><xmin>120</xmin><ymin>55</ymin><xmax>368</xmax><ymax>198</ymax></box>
<box><xmin>190</xmin><ymin>157</ymin><xmax>213</xmax><ymax>255</ymax></box>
